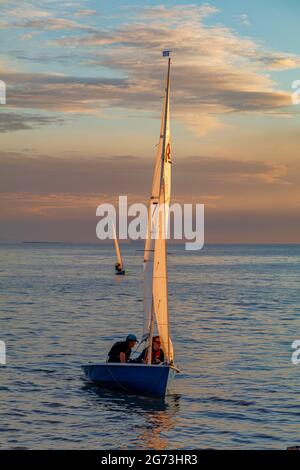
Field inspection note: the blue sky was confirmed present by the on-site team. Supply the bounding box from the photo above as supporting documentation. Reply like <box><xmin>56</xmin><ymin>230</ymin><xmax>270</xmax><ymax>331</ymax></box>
<box><xmin>2</xmin><ymin>1</ymin><xmax>300</xmax><ymax>80</ymax></box>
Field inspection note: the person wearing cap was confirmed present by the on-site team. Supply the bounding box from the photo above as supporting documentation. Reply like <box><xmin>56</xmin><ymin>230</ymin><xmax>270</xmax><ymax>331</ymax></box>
<box><xmin>107</xmin><ymin>334</ymin><xmax>138</xmax><ymax>363</ymax></box>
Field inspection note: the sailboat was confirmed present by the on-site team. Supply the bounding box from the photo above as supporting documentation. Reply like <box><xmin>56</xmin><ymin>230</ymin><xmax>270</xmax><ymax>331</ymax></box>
<box><xmin>113</xmin><ymin>222</ymin><xmax>125</xmax><ymax>275</ymax></box>
<box><xmin>82</xmin><ymin>52</ymin><xmax>178</xmax><ymax>397</ymax></box>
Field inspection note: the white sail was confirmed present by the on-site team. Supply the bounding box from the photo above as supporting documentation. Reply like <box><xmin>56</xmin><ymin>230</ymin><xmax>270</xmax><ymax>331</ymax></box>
<box><xmin>142</xmin><ymin>96</ymin><xmax>165</xmax><ymax>337</ymax></box>
<box><xmin>143</xmin><ymin>55</ymin><xmax>173</xmax><ymax>363</ymax></box>
<box><xmin>112</xmin><ymin>222</ymin><xmax>123</xmax><ymax>271</ymax></box>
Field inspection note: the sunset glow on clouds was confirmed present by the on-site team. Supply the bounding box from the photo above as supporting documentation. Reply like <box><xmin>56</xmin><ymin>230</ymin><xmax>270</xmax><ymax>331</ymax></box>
<box><xmin>0</xmin><ymin>1</ymin><xmax>300</xmax><ymax>242</ymax></box>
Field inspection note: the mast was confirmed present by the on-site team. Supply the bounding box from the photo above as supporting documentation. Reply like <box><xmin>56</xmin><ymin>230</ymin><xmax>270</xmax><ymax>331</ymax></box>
<box><xmin>143</xmin><ymin>51</ymin><xmax>173</xmax><ymax>364</ymax></box>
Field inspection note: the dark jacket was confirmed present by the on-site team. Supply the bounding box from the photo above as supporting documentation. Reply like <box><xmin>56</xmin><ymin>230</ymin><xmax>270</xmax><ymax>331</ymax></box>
<box><xmin>108</xmin><ymin>341</ymin><xmax>131</xmax><ymax>363</ymax></box>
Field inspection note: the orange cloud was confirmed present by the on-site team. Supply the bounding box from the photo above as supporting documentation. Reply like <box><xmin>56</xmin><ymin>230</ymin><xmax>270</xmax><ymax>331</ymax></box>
<box><xmin>1</xmin><ymin>4</ymin><xmax>298</xmax><ymax>135</ymax></box>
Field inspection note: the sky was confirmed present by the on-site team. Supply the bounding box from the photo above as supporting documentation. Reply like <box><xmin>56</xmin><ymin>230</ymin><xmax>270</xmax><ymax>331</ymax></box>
<box><xmin>0</xmin><ymin>0</ymin><xmax>300</xmax><ymax>243</ymax></box>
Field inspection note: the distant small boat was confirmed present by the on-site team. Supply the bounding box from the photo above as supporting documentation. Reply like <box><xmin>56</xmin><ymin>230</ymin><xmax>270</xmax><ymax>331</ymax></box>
<box><xmin>82</xmin><ymin>51</ymin><xmax>179</xmax><ymax>397</ymax></box>
<box><xmin>112</xmin><ymin>222</ymin><xmax>125</xmax><ymax>275</ymax></box>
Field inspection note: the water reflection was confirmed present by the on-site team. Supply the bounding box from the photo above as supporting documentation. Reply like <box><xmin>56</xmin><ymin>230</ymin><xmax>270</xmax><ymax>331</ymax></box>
<box><xmin>82</xmin><ymin>383</ymin><xmax>180</xmax><ymax>448</ymax></box>
<box><xmin>3</xmin><ymin>243</ymin><xmax>300</xmax><ymax>448</ymax></box>
<box><xmin>137</xmin><ymin>394</ymin><xmax>180</xmax><ymax>449</ymax></box>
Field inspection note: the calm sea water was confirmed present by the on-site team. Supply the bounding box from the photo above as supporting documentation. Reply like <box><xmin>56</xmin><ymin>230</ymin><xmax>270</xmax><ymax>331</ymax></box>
<box><xmin>0</xmin><ymin>243</ymin><xmax>299</xmax><ymax>449</ymax></box>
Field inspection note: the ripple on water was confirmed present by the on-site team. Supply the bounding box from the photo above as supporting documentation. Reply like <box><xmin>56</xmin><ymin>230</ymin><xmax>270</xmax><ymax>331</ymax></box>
<box><xmin>0</xmin><ymin>243</ymin><xmax>300</xmax><ymax>449</ymax></box>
